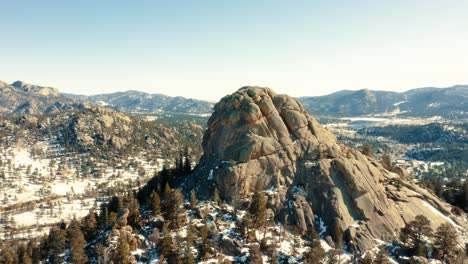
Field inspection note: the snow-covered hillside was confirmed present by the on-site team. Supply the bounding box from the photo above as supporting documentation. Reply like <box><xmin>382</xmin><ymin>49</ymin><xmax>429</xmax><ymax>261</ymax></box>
<box><xmin>0</xmin><ymin>143</ymin><xmax>166</xmax><ymax>240</ymax></box>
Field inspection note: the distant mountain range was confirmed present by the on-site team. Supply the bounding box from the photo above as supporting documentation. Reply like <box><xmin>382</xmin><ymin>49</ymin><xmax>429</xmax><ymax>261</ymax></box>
<box><xmin>1</xmin><ymin>80</ymin><xmax>467</xmax><ymax>119</ymax></box>
<box><xmin>298</xmin><ymin>85</ymin><xmax>468</xmax><ymax>119</ymax></box>
<box><xmin>66</xmin><ymin>90</ymin><xmax>214</xmax><ymax>115</ymax></box>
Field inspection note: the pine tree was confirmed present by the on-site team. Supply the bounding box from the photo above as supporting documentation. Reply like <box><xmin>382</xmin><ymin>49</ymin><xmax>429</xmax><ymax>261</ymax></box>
<box><xmin>381</xmin><ymin>154</ymin><xmax>393</xmax><ymax>171</ymax></box>
<box><xmin>327</xmin><ymin>248</ymin><xmax>339</xmax><ymax>264</ymax></box>
<box><xmin>162</xmin><ymin>189</ymin><xmax>186</xmax><ymax>228</ymax></box>
<box><xmin>98</xmin><ymin>204</ymin><xmax>110</xmax><ymax>229</ymax></box>
<box><xmin>163</xmin><ymin>182</ymin><xmax>172</xmax><ymax>198</ymax></box>
<box><xmin>186</xmin><ymin>220</ymin><xmax>195</xmax><ymax>249</ymax></box>
<box><xmin>127</xmin><ymin>197</ymin><xmax>140</xmax><ymax>228</ymax></box>
<box><xmin>361</xmin><ymin>143</ymin><xmax>374</xmax><ymax>157</ymax></box>
<box><xmin>190</xmin><ymin>190</ymin><xmax>198</xmax><ymax>209</ymax></box>
<box><xmin>28</xmin><ymin>239</ymin><xmax>40</xmax><ymax>263</ymax></box>
<box><xmin>68</xmin><ymin>220</ymin><xmax>88</xmax><ymax>264</ymax></box>
<box><xmin>160</xmin><ymin>224</ymin><xmax>173</xmax><ymax>258</ymax></box>
<box><xmin>17</xmin><ymin>243</ymin><xmax>32</xmax><ymax>264</ymax></box>
<box><xmin>114</xmin><ymin>234</ymin><xmax>130</xmax><ymax>264</ymax></box>
<box><xmin>213</xmin><ymin>187</ymin><xmax>221</xmax><ymax>205</ymax></box>
<box><xmin>291</xmin><ymin>227</ymin><xmax>301</xmax><ymax>257</ymax></box>
<box><xmin>82</xmin><ymin>207</ymin><xmax>97</xmax><ymax>241</ymax></box>
<box><xmin>176</xmin><ymin>151</ymin><xmax>184</xmax><ymax>173</ymax></box>
<box><xmin>183</xmin><ymin>147</ymin><xmax>192</xmax><ymax>174</ymax></box>
<box><xmin>199</xmin><ymin>224</ymin><xmax>212</xmax><ymax>260</ymax></box>
<box><xmin>267</xmin><ymin>238</ymin><xmax>279</xmax><ymax>264</ymax></box>
<box><xmin>433</xmin><ymin>223</ymin><xmax>458</xmax><ymax>262</ymax></box>
<box><xmin>303</xmin><ymin>227</ymin><xmax>326</xmax><ymax>263</ymax></box>
<box><xmin>248</xmin><ymin>180</ymin><xmax>267</xmax><ymax>228</ymax></box>
<box><xmin>0</xmin><ymin>245</ymin><xmax>19</xmax><ymax>264</ymax></box>
<box><xmin>400</xmin><ymin>215</ymin><xmax>433</xmax><ymax>256</ymax></box>
<box><xmin>47</xmin><ymin>226</ymin><xmax>67</xmax><ymax>264</ymax></box>
<box><xmin>148</xmin><ymin>190</ymin><xmax>161</xmax><ymax>216</ymax></box>
<box><xmin>108</xmin><ymin>196</ymin><xmax>123</xmax><ymax>213</ymax></box>
<box><xmin>185</xmin><ymin>222</ymin><xmax>196</xmax><ymax>264</ymax></box>
<box><xmin>249</xmin><ymin>244</ymin><xmax>263</xmax><ymax>264</ymax></box>
<box><xmin>185</xmin><ymin>250</ymin><xmax>195</xmax><ymax>264</ymax></box>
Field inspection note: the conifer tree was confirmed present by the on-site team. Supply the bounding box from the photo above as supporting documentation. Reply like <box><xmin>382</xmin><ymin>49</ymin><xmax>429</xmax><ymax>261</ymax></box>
<box><xmin>148</xmin><ymin>190</ymin><xmax>161</xmax><ymax>216</ymax></box>
<box><xmin>162</xmin><ymin>189</ymin><xmax>186</xmax><ymax>228</ymax></box>
<box><xmin>267</xmin><ymin>238</ymin><xmax>279</xmax><ymax>264</ymax></box>
<box><xmin>68</xmin><ymin>220</ymin><xmax>88</xmax><ymax>264</ymax></box>
<box><xmin>199</xmin><ymin>223</ymin><xmax>212</xmax><ymax>260</ymax></box>
<box><xmin>114</xmin><ymin>234</ymin><xmax>130</xmax><ymax>264</ymax></box>
<box><xmin>291</xmin><ymin>227</ymin><xmax>301</xmax><ymax>257</ymax></box>
<box><xmin>361</xmin><ymin>143</ymin><xmax>374</xmax><ymax>157</ymax></box>
<box><xmin>433</xmin><ymin>223</ymin><xmax>458</xmax><ymax>262</ymax></box>
<box><xmin>47</xmin><ymin>226</ymin><xmax>67</xmax><ymax>264</ymax></box>
<box><xmin>183</xmin><ymin>147</ymin><xmax>192</xmax><ymax>174</ymax></box>
<box><xmin>127</xmin><ymin>197</ymin><xmax>140</xmax><ymax>228</ymax></box>
<box><xmin>249</xmin><ymin>244</ymin><xmax>263</xmax><ymax>264</ymax></box>
<box><xmin>303</xmin><ymin>227</ymin><xmax>326</xmax><ymax>263</ymax></box>
<box><xmin>185</xmin><ymin>250</ymin><xmax>195</xmax><ymax>264</ymax></box>
<box><xmin>213</xmin><ymin>187</ymin><xmax>221</xmax><ymax>205</ymax></box>
<box><xmin>28</xmin><ymin>239</ymin><xmax>40</xmax><ymax>263</ymax></box>
<box><xmin>109</xmin><ymin>196</ymin><xmax>123</xmax><ymax>213</ymax></box>
<box><xmin>186</xmin><ymin>220</ymin><xmax>195</xmax><ymax>249</ymax></box>
<box><xmin>160</xmin><ymin>224</ymin><xmax>175</xmax><ymax>261</ymax></box>
<box><xmin>0</xmin><ymin>245</ymin><xmax>18</xmax><ymax>264</ymax></box>
<box><xmin>163</xmin><ymin>182</ymin><xmax>172</xmax><ymax>198</ymax></box>
<box><xmin>17</xmin><ymin>243</ymin><xmax>32</xmax><ymax>264</ymax></box>
<box><xmin>248</xmin><ymin>180</ymin><xmax>267</xmax><ymax>228</ymax></box>
<box><xmin>176</xmin><ymin>151</ymin><xmax>184</xmax><ymax>173</ymax></box>
<box><xmin>381</xmin><ymin>154</ymin><xmax>393</xmax><ymax>171</ymax></box>
<box><xmin>82</xmin><ymin>207</ymin><xmax>97</xmax><ymax>241</ymax></box>
<box><xmin>400</xmin><ymin>215</ymin><xmax>433</xmax><ymax>256</ymax></box>
<box><xmin>190</xmin><ymin>190</ymin><xmax>198</xmax><ymax>209</ymax></box>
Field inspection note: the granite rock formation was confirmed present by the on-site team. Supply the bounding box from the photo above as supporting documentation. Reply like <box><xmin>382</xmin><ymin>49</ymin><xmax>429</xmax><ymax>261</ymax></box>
<box><xmin>189</xmin><ymin>86</ymin><xmax>465</xmax><ymax>252</ymax></box>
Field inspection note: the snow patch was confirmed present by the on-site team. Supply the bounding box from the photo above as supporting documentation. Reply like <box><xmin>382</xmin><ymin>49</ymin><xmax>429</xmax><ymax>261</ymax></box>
<box><xmin>421</xmin><ymin>201</ymin><xmax>458</xmax><ymax>227</ymax></box>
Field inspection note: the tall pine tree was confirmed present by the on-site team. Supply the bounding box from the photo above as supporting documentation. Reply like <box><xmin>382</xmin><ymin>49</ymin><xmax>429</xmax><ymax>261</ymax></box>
<box><xmin>68</xmin><ymin>219</ymin><xmax>88</xmax><ymax>264</ymax></box>
<box><xmin>248</xmin><ymin>180</ymin><xmax>267</xmax><ymax>228</ymax></box>
<box><xmin>114</xmin><ymin>234</ymin><xmax>130</xmax><ymax>264</ymax></box>
<box><xmin>303</xmin><ymin>227</ymin><xmax>326</xmax><ymax>263</ymax></box>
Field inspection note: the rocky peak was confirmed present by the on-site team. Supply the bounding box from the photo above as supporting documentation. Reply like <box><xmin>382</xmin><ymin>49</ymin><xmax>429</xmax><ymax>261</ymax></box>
<box><xmin>191</xmin><ymin>86</ymin><xmax>465</xmax><ymax>252</ymax></box>
<box><xmin>11</xmin><ymin>80</ymin><xmax>60</xmax><ymax>97</ymax></box>
<box><xmin>0</xmin><ymin>80</ymin><xmax>8</xmax><ymax>88</ymax></box>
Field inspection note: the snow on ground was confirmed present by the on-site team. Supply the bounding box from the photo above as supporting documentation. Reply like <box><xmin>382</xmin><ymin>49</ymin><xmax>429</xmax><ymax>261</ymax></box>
<box><xmin>1</xmin><ymin>143</ymin><xmax>166</xmax><ymax>240</ymax></box>
<box><xmin>421</xmin><ymin>201</ymin><xmax>459</xmax><ymax>227</ymax></box>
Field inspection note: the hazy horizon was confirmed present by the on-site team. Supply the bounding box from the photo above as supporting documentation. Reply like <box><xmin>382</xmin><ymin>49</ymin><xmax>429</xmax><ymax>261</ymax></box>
<box><xmin>1</xmin><ymin>1</ymin><xmax>468</xmax><ymax>101</ymax></box>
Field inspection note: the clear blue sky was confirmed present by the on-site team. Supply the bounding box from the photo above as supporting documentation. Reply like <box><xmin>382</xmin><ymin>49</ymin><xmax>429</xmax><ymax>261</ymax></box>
<box><xmin>1</xmin><ymin>0</ymin><xmax>467</xmax><ymax>101</ymax></box>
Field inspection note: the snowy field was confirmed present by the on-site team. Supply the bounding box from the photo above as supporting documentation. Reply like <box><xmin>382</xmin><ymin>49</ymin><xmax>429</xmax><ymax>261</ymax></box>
<box><xmin>0</xmin><ymin>143</ymin><xmax>166</xmax><ymax>240</ymax></box>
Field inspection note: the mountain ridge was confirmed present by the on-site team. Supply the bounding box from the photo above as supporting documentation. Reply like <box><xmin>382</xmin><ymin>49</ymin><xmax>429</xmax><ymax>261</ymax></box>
<box><xmin>2</xmin><ymin>79</ymin><xmax>467</xmax><ymax>119</ymax></box>
<box><xmin>298</xmin><ymin>85</ymin><xmax>468</xmax><ymax>119</ymax></box>
<box><xmin>67</xmin><ymin>90</ymin><xmax>215</xmax><ymax>115</ymax></box>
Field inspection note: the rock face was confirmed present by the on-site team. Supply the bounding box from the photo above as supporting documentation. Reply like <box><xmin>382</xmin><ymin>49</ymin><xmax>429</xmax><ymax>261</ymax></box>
<box><xmin>191</xmin><ymin>86</ymin><xmax>465</xmax><ymax>252</ymax></box>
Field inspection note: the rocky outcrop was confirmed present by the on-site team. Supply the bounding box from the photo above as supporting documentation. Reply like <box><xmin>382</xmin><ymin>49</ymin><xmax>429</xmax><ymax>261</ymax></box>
<box><xmin>189</xmin><ymin>86</ymin><xmax>465</xmax><ymax>252</ymax></box>
<box><xmin>0</xmin><ymin>80</ymin><xmax>88</xmax><ymax>116</ymax></box>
